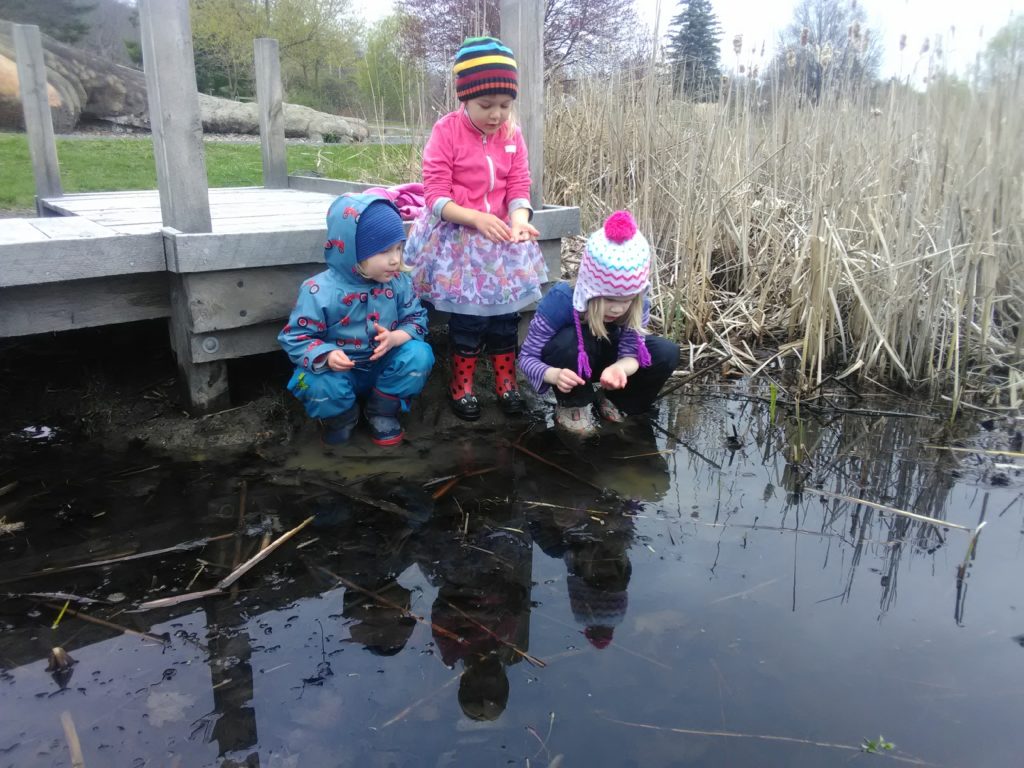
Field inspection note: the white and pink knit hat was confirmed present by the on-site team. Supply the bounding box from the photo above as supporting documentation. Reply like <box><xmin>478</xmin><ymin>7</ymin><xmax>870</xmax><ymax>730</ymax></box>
<box><xmin>572</xmin><ymin>211</ymin><xmax>651</xmax><ymax>312</ymax></box>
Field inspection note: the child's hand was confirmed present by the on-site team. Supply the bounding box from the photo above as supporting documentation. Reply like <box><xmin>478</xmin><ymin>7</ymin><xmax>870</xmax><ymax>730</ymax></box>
<box><xmin>327</xmin><ymin>350</ymin><xmax>354</xmax><ymax>371</ymax></box>
<box><xmin>510</xmin><ymin>221</ymin><xmax>540</xmax><ymax>243</ymax></box>
<box><xmin>553</xmin><ymin>367</ymin><xmax>587</xmax><ymax>393</ymax></box>
<box><xmin>599</xmin><ymin>363</ymin><xmax>629</xmax><ymax>390</ymax></box>
<box><xmin>473</xmin><ymin>212</ymin><xmax>513</xmax><ymax>243</ymax></box>
<box><xmin>370</xmin><ymin>323</ymin><xmax>393</xmax><ymax>361</ymax></box>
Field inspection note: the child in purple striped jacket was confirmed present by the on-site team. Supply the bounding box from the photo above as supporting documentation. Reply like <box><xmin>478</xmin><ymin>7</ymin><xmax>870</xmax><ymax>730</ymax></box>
<box><xmin>518</xmin><ymin>211</ymin><xmax>680</xmax><ymax>436</ymax></box>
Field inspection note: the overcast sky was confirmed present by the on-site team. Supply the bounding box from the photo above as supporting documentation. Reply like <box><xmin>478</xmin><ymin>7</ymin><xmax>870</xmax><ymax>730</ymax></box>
<box><xmin>362</xmin><ymin>0</ymin><xmax>1018</xmax><ymax>78</ymax></box>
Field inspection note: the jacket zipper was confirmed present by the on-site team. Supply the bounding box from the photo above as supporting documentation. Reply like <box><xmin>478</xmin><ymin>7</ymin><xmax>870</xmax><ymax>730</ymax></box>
<box><xmin>483</xmin><ymin>134</ymin><xmax>494</xmax><ymax>214</ymax></box>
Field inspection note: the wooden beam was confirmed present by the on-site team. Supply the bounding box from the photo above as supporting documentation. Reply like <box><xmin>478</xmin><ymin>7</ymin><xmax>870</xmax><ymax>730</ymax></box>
<box><xmin>179</xmin><ymin>264</ymin><xmax>321</xmax><ymax>334</ymax></box>
<box><xmin>287</xmin><ymin>175</ymin><xmax>375</xmax><ymax>195</ymax></box>
<box><xmin>137</xmin><ymin>0</ymin><xmax>212</xmax><ymax>234</ymax></box>
<box><xmin>254</xmin><ymin>38</ymin><xmax>287</xmax><ymax>189</ymax></box>
<box><xmin>12</xmin><ymin>24</ymin><xmax>62</xmax><ymax>210</ymax></box>
<box><xmin>0</xmin><ymin>274</ymin><xmax>170</xmax><ymax>337</ymax></box>
<box><xmin>0</xmin><ymin>230</ymin><xmax>164</xmax><ymax>288</ymax></box>
<box><xmin>499</xmin><ymin>0</ymin><xmax>544</xmax><ymax>208</ymax></box>
<box><xmin>164</xmin><ymin>228</ymin><xmax>326</xmax><ymax>273</ymax></box>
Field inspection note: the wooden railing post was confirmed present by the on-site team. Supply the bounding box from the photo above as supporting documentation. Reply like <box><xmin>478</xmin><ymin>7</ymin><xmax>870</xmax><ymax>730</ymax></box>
<box><xmin>255</xmin><ymin>38</ymin><xmax>287</xmax><ymax>189</ymax></box>
<box><xmin>139</xmin><ymin>0</ymin><xmax>228</xmax><ymax>413</ymax></box>
<box><xmin>499</xmin><ymin>0</ymin><xmax>544</xmax><ymax>209</ymax></box>
<box><xmin>12</xmin><ymin>24</ymin><xmax>62</xmax><ymax>213</ymax></box>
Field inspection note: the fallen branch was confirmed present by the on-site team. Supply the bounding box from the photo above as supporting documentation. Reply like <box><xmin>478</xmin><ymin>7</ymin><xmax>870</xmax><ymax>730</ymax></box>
<box><xmin>440</xmin><ymin>598</ymin><xmax>546</xmax><ymax>668</ymax></box>
<box><xmin>924</xmin><ymin>444</ymin><xmax>1024</xmax><ymax>459</ymax></box>
<box><xmin>431</xmin><ymin>466</ymin><xmax>500</xmax><ymax>501</ymax></box>
<box><xmin>816</xmin><ymin>489</ymin><xmax>971</xmax><ymax>531</ymax></box>
<box><xmin>60</xmin><ymin>711</ymin><xmax>86</xmax><ymax>768</ymax></box>
<box><xmin>508</xmin><ymin>441</ymin><xmax>608</xmax><ymax>494</ymax></box>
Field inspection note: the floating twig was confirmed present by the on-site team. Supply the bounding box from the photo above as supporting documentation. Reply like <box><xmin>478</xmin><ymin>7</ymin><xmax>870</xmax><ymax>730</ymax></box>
<box><xmin>0</xmin><ymin>517</ymin><xmax>26</xmax><ymax>535</ymax></box>
<box><xmin>44</xmin><ymin>603</ymin><xmax>168</xmax><ymax>644</ymax></box>
<box><xmin>925</xmin><ymin>444</ymin><xmax>1024</xmax><ymax>459</ymax></box>
<box><xmin>314</xmin><ymin>564</ymin><xmax>465</xmax><ymax>645</ymax></box>
<box><xmin>431</xmin><ymin>466</ymin><xmax>500</xmax><ymax>501</ymax></box>
<box><xmin>646</xmin><ymin>419</ymin><xmax>722</xmax><ymax>469</ymax></box>
<box><xmin>0</xmin><ymin>532</ymin><xmax>237</xmax><ymax>586</ymax></box>
<box><xmin>60</xmin><ymin>711</ymin><xmax>86</xmax><ymax>768</ymax></box>
<box><xmin>381</xmin><ymin>673</ymin><xmax>461</xmax><ymax>728</ymax></box>
<box><xmin>137</xmin><ymin>516</ymin><xmax>315</xmax><ymax>610</ymax></box>
<box><xmin>440</xmin><ymin>597</ymin><xmax>546</xmax><ymax>668</ymax></box>
<box><xmin>0</xmin><ymin>481</ymin><xmax>19</xmax><ymax>498</ymax></box>
<box><xmin>653</xmin><ymin>359</ymin><xmax>721</xmax><ymax>402</ymax></box>
<box><xmin>508</xmin><ymin>441</ymin><xmax>607</xmax><ymax>493</ymax></box>
<box><xmin>597</xmin><ymin>713</ymin><xmax>932</xmax><ymax>765</ymax></box>
<box><xmin>4</xmin><ymin>591</ymin><xmax>106</xmax><ymax>605</ymax></box>
<box><xmin>816</xmin><ymin>488</ymin><xmax>970</xmax><ymax>531</ymax></box>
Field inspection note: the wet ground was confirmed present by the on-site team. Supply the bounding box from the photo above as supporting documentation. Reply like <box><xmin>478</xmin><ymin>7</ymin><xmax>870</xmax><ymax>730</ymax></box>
<box><xmin>1</xmin><ymin>324</ymin><xmax>1023</xmax><ymax>767</ymax></box>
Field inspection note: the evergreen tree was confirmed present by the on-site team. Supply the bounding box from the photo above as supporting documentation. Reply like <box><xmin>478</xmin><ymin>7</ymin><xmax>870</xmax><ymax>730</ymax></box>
<box><xmin>667</xmin><ymin>0</ymin><xmax>722</xmax><ymax>100</ymax></box>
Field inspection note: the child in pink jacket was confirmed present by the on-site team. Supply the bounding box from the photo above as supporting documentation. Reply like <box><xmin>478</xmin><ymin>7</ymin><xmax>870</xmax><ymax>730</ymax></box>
<box><xmin>404</xmin><ymin>36</ymin><xmax>547</xmax><ymax>422</ymax></box>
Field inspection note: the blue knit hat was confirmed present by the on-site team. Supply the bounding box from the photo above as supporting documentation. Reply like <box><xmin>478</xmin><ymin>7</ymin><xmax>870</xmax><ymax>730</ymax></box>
<box><xmin>356</xmin><ymin>200</ymin><xmax>406</xmax><ymax>261</ymax></box>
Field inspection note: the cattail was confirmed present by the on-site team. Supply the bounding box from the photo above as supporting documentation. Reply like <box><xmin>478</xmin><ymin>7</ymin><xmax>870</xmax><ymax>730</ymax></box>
<box><xmin>921</xmin><ymin>38</ymin><xmax>930</xmax><ymax>55</ymax></box>
<box><xmin>760</xmin><ymin>41</ymin><xmax>765</xmax><ymax>57</ymax></box>
<box><xmin>738</xmin><ymin>64</ymin><xmax>746</xmax><ymax>74</ymax></box>
<box><xmin>752</xmin><ymin>65</ymin><xmax>759</xmax><ymax>78</ymax></box>
<box><xmin>851</xmin><ymin>21</ymin><xmax>861</xmax><ymax>41</ymax></box>
<box><xmin>786</xmin><ymin>47</ymin><xmax>797</xmax><ymax>69</ymax></box>
<box><xmin>819</xmin><ymin>43</ymin><xmax>834</xmax><ymax>67</ymax></box>
<box><xmin>899</xmin><ymin>33</ymin><xmax>907</xmax><ymax>51</ymax></box>
<box><xmin>733</xmin><ymin>34</ymin><xmax>743</xmax><ymax>55</ymax></box>
<box><xmin>800</xmin><ymin>27</ymin><xmax>809</xmax><ymax>46</ymax></box>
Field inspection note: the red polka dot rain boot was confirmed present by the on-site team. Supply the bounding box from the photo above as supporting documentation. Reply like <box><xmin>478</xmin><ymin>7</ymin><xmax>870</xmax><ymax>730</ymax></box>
<box><xmin>489</xmin><ymin>351</ymin><xmax>524</xmax><ymax>415</ymax></box>
<box><xmin>449</xmin><ymin>353</ymin><xmax>481</xmax><ymax>421</ymax></box>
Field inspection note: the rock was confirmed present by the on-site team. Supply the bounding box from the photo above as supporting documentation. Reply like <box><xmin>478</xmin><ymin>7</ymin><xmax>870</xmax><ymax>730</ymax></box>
<box><xmin>0</xmin><ymin>20</ymin><xmax>368</xmax><ymax>141</ymax></box>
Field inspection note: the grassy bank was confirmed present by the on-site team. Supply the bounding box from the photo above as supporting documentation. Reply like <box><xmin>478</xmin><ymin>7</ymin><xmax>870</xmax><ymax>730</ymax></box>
<box><xmin>545</xmin><ymin>69</ymin><xmax>1024</xmax><ymax>408</ymax></box>
<box><xmin>0</xmin><ymin>133</ymin><xmax>418</xmax><ymax>210</ymax></box>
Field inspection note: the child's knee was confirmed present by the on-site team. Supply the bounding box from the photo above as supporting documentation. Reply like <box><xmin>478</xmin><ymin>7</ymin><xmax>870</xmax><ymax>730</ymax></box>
<box><xmin>646</xmin><ymin>337</ymin><xmax>680</xmax><ymax>371</ymax></box>
<box><xmin>402</xmin><ymin>339</ymin><xmax>435</xmax><ymax>374</ymax></box>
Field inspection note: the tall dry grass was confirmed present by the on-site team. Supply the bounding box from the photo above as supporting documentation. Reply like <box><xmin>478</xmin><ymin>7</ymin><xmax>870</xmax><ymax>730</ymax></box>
<box><xmin>544</xmin><ymin>64</ymin><xmax>1023</xmax><ymax>409</ymax></box>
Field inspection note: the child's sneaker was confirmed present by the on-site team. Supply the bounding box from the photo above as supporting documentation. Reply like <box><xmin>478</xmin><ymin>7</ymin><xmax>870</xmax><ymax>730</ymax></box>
<box><xmin>595</xmin><ymin>393</ymin><xmax>626</xmax><ymax>423</ymax></box>
<box><xmin>554</xmin><ymin>404</ymin><xmax>598</xmax><ymax>437</ymax></box>
<box><xmin>321</xmin><ymin>406</ymin><xmax>358</xmax><ymax>445</ymax></box>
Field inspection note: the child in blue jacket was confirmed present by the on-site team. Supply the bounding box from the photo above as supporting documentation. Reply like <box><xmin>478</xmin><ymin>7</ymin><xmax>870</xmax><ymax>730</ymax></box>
<box><xmin>278</xmin><ymin>193</ymin><xmax>435</xmax><ymax>446</ymax></box>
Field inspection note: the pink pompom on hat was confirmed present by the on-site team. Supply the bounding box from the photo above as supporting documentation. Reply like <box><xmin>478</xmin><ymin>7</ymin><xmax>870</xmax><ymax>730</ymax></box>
<box><xmin>570</xmin><ymin>211</ymin><xmax>653</xmax><ymax>379</ymax></box>
<box><xmin>572</xmin><ymin>210</ymin><xmax>651</xmax><ymax>312</ymax></box>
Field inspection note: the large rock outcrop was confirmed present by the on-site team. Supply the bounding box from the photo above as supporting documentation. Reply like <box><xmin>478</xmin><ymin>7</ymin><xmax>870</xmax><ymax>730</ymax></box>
<box><xmin>0</xmin><ymin>20</ymin><xmax>368</xmax><ymax>141</ymax></box>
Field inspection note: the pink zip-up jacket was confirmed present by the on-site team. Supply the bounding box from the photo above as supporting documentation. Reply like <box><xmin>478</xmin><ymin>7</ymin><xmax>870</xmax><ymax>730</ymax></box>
<box><xmin>422</xmin><ymin>107</ymin><xmax>533</xmax><ymax>222</ymax></box>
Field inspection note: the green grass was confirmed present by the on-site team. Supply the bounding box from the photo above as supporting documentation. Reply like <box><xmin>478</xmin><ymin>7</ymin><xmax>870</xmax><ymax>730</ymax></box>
<box><xmin>0</xmin><ymin>132</ymin><xmax>415</xmax><ymax>210</ymax></box>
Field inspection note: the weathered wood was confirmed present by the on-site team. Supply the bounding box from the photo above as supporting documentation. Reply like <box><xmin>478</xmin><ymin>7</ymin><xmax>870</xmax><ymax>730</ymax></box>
<box><xmin>0</xmin><ymin>273</ymin><xmax>170</xmax><ymax>337</ymax></box>
<box><xmin>0</xmin><ymin>230</ymin><xmax>164</xmax><ymax>287</ymax></box>
<box><xmin>499</xmin><ymin>0</ymin><xmax>544</xmax><ymax>208</ymax></box>
<box><xmin>12</xmin><ymin>24</ymin><xmax>62</xmax><ymax>209</ymax></box>
<box><xmin>540</xmin><ymin>239</ymin><xmax>561</xmax><ymax>281</ymax></box>
<box><xmin>137</xmin><ymin>0</ymin><xmax>211</xmax><ymax>234</ymax></box>
<box><xmin>189</xmin><ymin>320</ymin><xmax>283</xmax><ymax>363</ymax></box>
<box><xmin>181</xmin><ymin>264</ymin><xmax>320</xmax><ymax>333</ymax></box>
<box><xmin>254</xmin><ymin>38</ymin><xmax>287</xmax><ymax>189</ymax></box>
<box><xmin>167</xmin><ymin>273</ymin><xmax>231</xmax><ymax>412</ymax></box>
<box><xmin>165</xmin><ymin>228</ymin><xmax>326</xmax><ymax>273</ymax></box>
<box><xmin>287</xmin><ymin>175</ymin><xmax>375</xmax><ymax>195</ymax></box>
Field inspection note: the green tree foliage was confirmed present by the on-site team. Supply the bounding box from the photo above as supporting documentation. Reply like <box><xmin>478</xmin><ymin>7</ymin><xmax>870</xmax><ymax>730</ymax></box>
<box><xmin>980</xmin><ymin>16</ymin><xmax>1024</xmax><ymax>86</ymax></box>
<box><xmin>774</xmin><ymin>0</ymin><xmax>882</xmax><ymax>102</ymax></box>
<box><xmin>189</xmin><ymin>0</ymin><xmax>360</xmax><ymax>113</ymax></box>
<box><xmin>666</xmin><ymin>0</ymin><xmax>722</xmax><ymax>100</ymax></box>
<box><xmin>357</xmin><ymin>15</ymin><xmax>424</xmax><ymax>122</ymax></box>
<box><xmin>0</xmin><ymin>0</ymin><xmax>94</xmax><ymax>43</ymax></box>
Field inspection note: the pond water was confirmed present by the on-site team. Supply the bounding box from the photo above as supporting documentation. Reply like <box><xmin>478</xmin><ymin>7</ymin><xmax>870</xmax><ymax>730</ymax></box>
<box><xmin>1</xmin><ymin>386</ymin><xmax>1022</xmax><ymax>767</ymax></box>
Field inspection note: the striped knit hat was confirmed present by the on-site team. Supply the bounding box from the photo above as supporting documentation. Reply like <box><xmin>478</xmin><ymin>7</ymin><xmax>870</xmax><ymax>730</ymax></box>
<box><xmin>454</xmin><ymin>36</ymin><xmax>518</xmax><ymax>102</ymax></box>
<box><xmin>571</xmin><ymin>211</ymin><xmax>652</xmax><ymax>378</ymax></box>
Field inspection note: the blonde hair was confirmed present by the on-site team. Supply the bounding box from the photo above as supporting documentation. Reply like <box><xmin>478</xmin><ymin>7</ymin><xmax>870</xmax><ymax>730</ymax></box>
<box><xmin>355</xmin><ymin>251</ymin><xmax>411</xmax><ymax>280</ymax></box>
<box><xmin>585</xmin><ymin>295</ymin><xmax>644</xmax><ymax>341</ymax></box>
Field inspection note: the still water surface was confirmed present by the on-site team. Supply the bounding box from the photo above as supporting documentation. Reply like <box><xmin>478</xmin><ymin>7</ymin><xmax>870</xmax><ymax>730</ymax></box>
<box><xmin>1</xmin><ymin>388</ymin><xmax>1021</xmax><ymax>767</ymax></box>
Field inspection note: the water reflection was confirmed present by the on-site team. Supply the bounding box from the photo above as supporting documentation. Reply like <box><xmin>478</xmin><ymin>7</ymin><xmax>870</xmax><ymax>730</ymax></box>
<box><xmin>0</xmin><ymin>386</ymin><xmax>1021</xmax><ymax>766</ymax></box>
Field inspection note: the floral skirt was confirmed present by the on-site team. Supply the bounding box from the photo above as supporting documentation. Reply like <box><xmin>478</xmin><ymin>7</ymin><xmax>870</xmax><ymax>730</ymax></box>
<box><xmin>404</xmin><ymin>214</ymin><xmax>548</xmax><ymax>315</ymax></box>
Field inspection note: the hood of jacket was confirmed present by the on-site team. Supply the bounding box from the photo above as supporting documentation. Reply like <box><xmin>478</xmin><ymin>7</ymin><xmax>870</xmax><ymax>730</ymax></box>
<box><xmin>323</xmin><ymin>193</ymin><xmax>404</xmax><ymax>284</ymax></box>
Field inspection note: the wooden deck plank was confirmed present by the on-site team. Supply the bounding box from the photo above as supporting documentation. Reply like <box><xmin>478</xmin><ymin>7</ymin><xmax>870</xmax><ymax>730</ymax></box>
<box><xmin>0</xmin><ymin>232</ymin><xmax>165</xmax><ymax>288</ymax></box>
<box><xmin>0</xmin><ymin>219</ymin><xmax>51</xmax><ymax>245</ymax></box>
<box><xmin>28</xmin><ymin>217</ymin><xmax>119</xmax><ymax>239</ymax></box>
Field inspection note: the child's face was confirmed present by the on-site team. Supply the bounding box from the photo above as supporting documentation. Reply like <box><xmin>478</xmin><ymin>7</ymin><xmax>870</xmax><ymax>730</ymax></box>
<box><xmin>359</xmin><ymin>243</ymin><xmax>404</xmax><ymax>283</ymax></box>
<box><xmin>465</xmin><ymin>96</ymin><xmax>514</xmax><ymax>135</ymax></box>
<box><xmin>601</xmin><ymin>296</ymin><xmax>635</xmax><ymax>323</ymax></box>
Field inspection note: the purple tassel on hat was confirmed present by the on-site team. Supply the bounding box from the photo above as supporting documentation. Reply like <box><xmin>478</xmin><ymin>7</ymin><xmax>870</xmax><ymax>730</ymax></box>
<box><xmin>573</xmin><ymin>311</ymin><xmax>592</xmax><ymax>379</ymax></box>
<box><xmin>636</xmin><ymin>335</ymin><xmax>652</xmax><ymax>368</ymax></box>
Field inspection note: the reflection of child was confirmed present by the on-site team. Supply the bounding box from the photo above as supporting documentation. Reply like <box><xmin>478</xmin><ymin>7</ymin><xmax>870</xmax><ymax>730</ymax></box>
<box><xmin>519</xmin><ymin>211</ymin><xmax>680</xmax><ymax>436</ymax></box>
<box><xmin>404</xmin><ymin>36</ymin><xmax>548</xmax><ymax>421</ymax></box>
<box><xmin>278</xmin><ymin>193</ymin><xmax>435</xmax><ymax>446</ymax></box>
